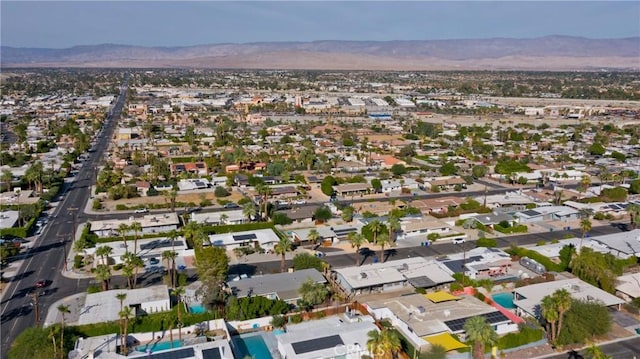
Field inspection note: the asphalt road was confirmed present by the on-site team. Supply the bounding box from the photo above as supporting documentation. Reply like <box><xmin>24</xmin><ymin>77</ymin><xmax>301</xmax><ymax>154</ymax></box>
<box><xmin>0</xmin><ymin>77</ymin><xmax>128</xmax><ymax>356</ymax></box>
<box><xmin>542</xmin><ymin>336</ymin><xmax>640</xmax><ymax>359</ymax></box>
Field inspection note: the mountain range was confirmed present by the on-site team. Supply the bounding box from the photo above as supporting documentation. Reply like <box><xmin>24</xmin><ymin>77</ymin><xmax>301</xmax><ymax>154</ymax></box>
<box><xmin>2</xmin><ymin>36</ymin><xmax>639</xmax><ymax>70</ymax></box>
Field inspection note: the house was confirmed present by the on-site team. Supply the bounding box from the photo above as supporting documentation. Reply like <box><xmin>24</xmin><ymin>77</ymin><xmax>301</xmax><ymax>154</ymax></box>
<box><xmin>438</xmin><ymin>247</ymin><xmax>514</xmax><ymax>280</ymax></box>
<box><xmin>191</xmin><ymin>210</ymin><xmax>246</xmax><ymax>225</ymax></box>
<box><xmin>171</xmin><ymin>162</ymin><xmax>208</xmax><ymax>176</ymax></box>
<box><xmin>367</xmin><ymin>292</ymin><xmax>517</xmax><ymax>341</ymax></box>
<box><xmin>469</xmin><ymin>212</ymin><xmax>517</xmax><ymax>229</ymax></box>
<box><xmin>478</xmin><ymin>191</ymin><xmax>534</xmax><ymax>212</ymax></box>
<box><xmin>397</xmin><ymin>217</ymin><xmax>452</xmax><ymax>240</ymax></box>
<box><xmin>0</xmin><ymin>211</ymin><xmax>20</xmax><ymax>229</ymax></box>
<box><xmin>75</xmin><ymin>285</ymin><xmax>170</xmax><ymax>325</ymax></box>
<box><xmin>177</xmin><ymin>178</ymin><xmax>211</xmax><ymax>191</ymax></box>
<box><xmin>274</xmin><ymin>205</ymin><xmax>320</xmax><ymax>224</ymax></box>
<box><xmin>514</xmin><ymin>206</ymin><xmax>580</xmax><ymax>223</ymax></box>
<box><xmin>615</xmin><ymin>273</ymin><xmax>640</xmax><ymax>301</ymax></box>
<box><xmin>334</xmin><ymin>183</ymin><xmax>371</xmax><ymax>197</ymax></box>
<box><xmin>370</xmin><ymin>154</ymin><xmax>406</xmax><ymax>169</ymax></box>
<box><xmin>135</xmin><ymin>181</ymin><xmax>151</xmax><ymax>196</ymax></box>
<box><xmin>513</xmin><ymin>278</ymin><xmax>624</xmax><ymax>318</ymax></box>
<box><xmin>333</xmin><ymin>257</ymin><xmax>455</xmax><ymax>296</ymax></box>
<box><xmin>425</xmin><ymin>177</ymin><xmax>467</xmax><ymax>191</ymax></box>
<box><xmin>89</xmin><ymin>213</ymin><xmax>181</xmax><ymax>238</ymax></box>
<box><xmin>380</xmin><ymin>178</ymin><xmax>420</xmax><ymax>193</ymax></box>
<box><xmin>206</xmin><ymin>228</ymin><xmax>280</xmax><ymax>250</ymax></box>
<box><xmin>587</xmin><ymin>229</ymin><xmax>640</xmax><ymax>259</ymax></box>
<box><xmin>228</xmin><ymin>269</ymin><xmax>326</xmax><ymax>305</ymax></box>
<box><xmin>277</xmin><ymin>315</ymin><xmax>378</xmax><ymax>359</ymax></box>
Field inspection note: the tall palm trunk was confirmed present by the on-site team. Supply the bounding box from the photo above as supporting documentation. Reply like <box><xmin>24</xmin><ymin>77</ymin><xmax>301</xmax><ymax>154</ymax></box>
<box><xmin>281</xmin><ymin>253</ymin><xmax>286</xmax><ymax>273</ymax></box>
<box><xmin>379</xmin><ymin>244</ymin><xmax>385</xmax><ymax>263</ymax></box>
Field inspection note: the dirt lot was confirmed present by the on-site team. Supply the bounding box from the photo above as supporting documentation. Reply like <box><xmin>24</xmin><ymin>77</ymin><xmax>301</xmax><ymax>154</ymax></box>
<box><xmin>103</xmin><ymin>189</ymin><xmax>245</xmax><ymax>210</ymax></box>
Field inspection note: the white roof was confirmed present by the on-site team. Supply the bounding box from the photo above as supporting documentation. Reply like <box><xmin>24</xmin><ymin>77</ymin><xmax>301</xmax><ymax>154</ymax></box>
<box><xmin>277</xmin><ymin>315</ymin><xmax>377</xmax><ymax>359</ymax></box>
<box><xmin>0</xmin><ymin>211</ymin><xmax>19</xmax><ymax>229</ymax></box>
<box><xmin>589</xmin><ymin>229</ymin><xmax>640</xmax><ymax>256</ymax></box>
<box><xmin>513</xmin><ymin>278</ymin><xmax>624</xmax><ymax>316</ymax></box>
<box><xmin>90</xmin><ymin>212</ymin><xmax>180</xmax><ymax>232</ymax></box>
<box><xmin>615</xmin><ymin>272</ymin><xmax>640</xmax><ymax>299</ymax></box>
<box><xmin>77</xmin><ymin>285</ymin><xmax>170</xmax><ymax>325</ymax></box>
<box><xmin>191</xmin><ymin>210</ymin><xmax>244</xmax><ymax>224</ymax></box>
<box><xmin>207</xmin><ymin>228</ymin><xmax>280</xmax><ymax>248</ymax></box>
<box><xmin>334</xmin><ymin>257</ymin><xmax>454</xmax><ymax>289</ymax></box>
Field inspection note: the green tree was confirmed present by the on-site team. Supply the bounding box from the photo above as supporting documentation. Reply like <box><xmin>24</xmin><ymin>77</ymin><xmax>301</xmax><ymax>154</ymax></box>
<box><xmin>313</xmin><ymin>206</ymin><xmax>332</xmax><ymax>223</ymax></box>
<box><xmin>390</xmin><ymin>164</ymin><xmax>407</xmax><ymax>177</ymax></box>
<box><xmin>2</xmin><ymin>169</ymin><xmax>13</xmax><ymax>192</ymax></box>
<box><xmin>371</xmin><ymin>178</ymin><xmax>382</xmax><ymax>193</ymax></box>
<box><xmin>472</xmin><ymin>165</ymin><xmax>488</xmax><ymax>179</ymax></box>
<box><xmin>588</xmin><ymin>143</ymin><xmax>606</xmax><ymax>156</ymax></box>
<box><xmin>553</xmin><ymin>288</ymin><xmax>573</xmax><ymax>342</ymax></box>
<box><xmin>119</xmin><ymin>306</ymin><xmax>133</xmax><ymax>355</ymax></box>
<box><xmin>8</xmin><ymin>327</ymin><xmax>57</xmax><ymax>359</ymax></box>
<box><xmin>242</xmin><ymin>202</ymin><xmax>257</xmax><ymax>222</ymax></box>
<box><xmin>95</xmin><ymin>245</ymin><xmax>113</xmax><ymax>266</ymax></box>
<box><xmin>274</xmin><ymin>237</ymin><xmax>293</xmax><ymax>272</ymax></box>
<box><xmin>117</xmin><ymin>223</ymin><xmax>130</xmax><ymax>254</ymax></box>
<box><xmin>464</xmin><ymin>316</ymin><xmax>498</xmax><ymax>359</ymax></box>
<box><xmin>341</xmin><ymin>205</ymin><xmax>355</xmax><ymax>223</ymax></box>
<box><xmin>130</xmin><ymin>221</ymin><xmax>142</xmax><ymax>255</ymax></box>
<box><xmin>367</xmin><ymin>329</ymin><xmax>402</xmax><ymax>359</ymax></box>
<box><xmin>298</xmin><ymin>278</ymin><xmax>329</xmax><ymax>309</ymax></box>
<box><xmin>320</xmin><ymin>175</ymin><xmax>337</xmax><ymax>196</ymax></box>
<box><xmin>627</xmin><ymin>203</ymin><xmax>640</xmax><ymax>229</ymax></box>
<box><xmin>292</xmin><ymin>253</ymin><xmax>324</xmax><ymax>272</ymax></box>
<box><xmin>556</xmin><ymin>299</ymin><xmax>610</xmax><ymax>346</ymax></box>
<box><xmin>439</xmin><ymin>161</ymin><xmax>458</xmax><ymax>176</ymax></box>
<box><xmin>162</xmin><ymin>250</ymin><xmax>178</xmax><ymax>288</ymax></box>
<box><xmin>579</xmin><ymin>218</ymin><xmax>592</xmax><ymax>251</ymax></box>
<box><xmin>95</xmin><ymin>264</ymin><xmax>111</xmax><ymax>291</ymax></box>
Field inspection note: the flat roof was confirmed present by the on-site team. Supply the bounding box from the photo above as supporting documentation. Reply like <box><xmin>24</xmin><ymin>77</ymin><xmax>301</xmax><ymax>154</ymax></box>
<box><xmin>0</xmin><ymin>211</ymin><xmax>19</xmax><ymax>229</ymax></box>
<box><xmin>207</xmin><ymin>228</ymin><xmax>280</xmax><ymax>248</ymax></box>
<box><xmin>367</xmin><ymin>293</ymin><xmax>499</xmax><ymax>337</ymax></box>
<box><xmin>78</xmin><ymin>285</ymin><xmax>170</xmax><ymax>325</ymax></box>
<box><xmin>277</xmin><ymin>315</ymin><xmax>377</xmax><ymax>359</ymax></box>
<box><xmin>616</xmin><ymin>272</ymin><xmax>640</xmax><ymax>299</ymax></box>
<box><xmin>90</xmin><ymin>212</ymin><xmax>180</xmax><ymax>232</ymax></box>
<box><xmin>513</xmin><ymin>278</ymin><xmax>624</xmax><ymax>316</ymax></box>
<box><xmin>228</xmin><ymin>268</ymin><xmax>326</xmax><ymax>301</ymax></box>
<box><xmin>334</xmin><ymin>257</ymin><xmax>454</xmax><ymax>290</ymax></box>
<box><xmin>589</xmin><ymin>229</ymin><xmax>640</xmax><ymax>256</ymax></box>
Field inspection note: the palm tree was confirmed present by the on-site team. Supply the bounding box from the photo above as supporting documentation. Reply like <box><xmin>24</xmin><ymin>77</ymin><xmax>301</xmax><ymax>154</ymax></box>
<box><xmin>627</xmin><ymin>203</ymin><xmax>640</xmax><ymax>229</ymax></box>
<box><xmin>348</xmin><ymin>232</ymin><xmax>367</xmax><ymax>266</ymax></box>
<box><xmin>119</xmin><ymin>306</ymin><xmax>133</xmax><ymax>355</ymax></box>
<box><xmin>95</xmin><ymin>245</ymin><xmax>113</xmax><ymax>266</ymax></box>
<box><xmin>367</xmin><ymin>220</ymin><xmax>384</xmax><ymax>248</ymax></box>
<box><xmin>57</xmin><ymin>304</ymin><xmax>70</xmax><ymax>359</ymax></box>
<box><xmin>122</xmin><ymin>252</ymin><xmax>143</xmax><ymax>288</ymax></box>
<box><xmin>173</xmin><ymin>287</ymin><xmax>186</xmax><ymax>341</ymax></box>
<box><xmin>115</xmin><ymin>293</ymin><xmax>127</xmax><ymax>351</ymax></box>
<box><xmin>366</xmin><ymin>329</ymin><xmax>401</xmax><ymax>359</ymax></box>
<box><xmin>579</xmin><ymin>218</ymin><xmax>592</xmax><ymax>252</ymax></box>
<box><xmin>162</xmin><ymin>250</ymin><xmax>178</xmax><ymax>288</ymax></box>
<box><xmin>307</xmin><ymin>229</ymin><xmax>321</xmax><ymax>246</ymax></box>
<box><xmin>95</xmin><ymin>264</ymin><xmax>112</xmax><ymax>291</ymax></box>
<box><xmin>540</xmin><ymin>294</ymin><xmax>559</xmax><ymax>344</ymax></box>
<box><xmin>117</xmin><ymin>223</ymin><xmax>130</xmax><ymax>254</ymax></box>
<box><xmin>242</xmin><ymin>202</ymin><xmax>257</xmax><ymax>223</ymax></box>
<box><xmin>183</xmin><ymin>221</ymin><xmax>204</xmax><ymax>248</ymax></box>
<box><xmin>130</xmin><ymin>221</ymin><xmax>142</xmax><ymax>255</ymax></box>
<box><xmin>553</xmin><ymin>288</ymin><xmax>572</xmax><ymax>341</ymax></box>
<box><xmin>256</xmin><ymin>183</ymin><xmax>273</xmax><ymax>220</ymax></box>
<box><xmin>165</xmin><ymin>189</ymin><xmax>178</xmax><ymax>212</ymax></box>
<box><xmin>375</xmin><ymin>232</ymin><xmax>392</xmax><ymax>263</ymax></box>
<box><xmin>341</xmin><ymin>206</ymin><xmax>354</xmax><ymax>223</ymax></box>
<box><xmin>387</xmin><ymin>214</ymin><xmax>401</xmax><ymax>242</ymax></box>
<box><xmin>464</xmin><ymin>316</ymin><xmax>497</xmax><ymax>359</ymax></box>
<box><xmin>584</xmin><ymin>344</ymin><xmax>612</xmax><ymax>359</ymax></box>
<box><xmin>274</xmin><ymin>237</ymin><xmax>293</xmax><ymax>273</ymax></box>
<box><xmin>1</xmin><ymin>169</ymin><xmax>12</xmax><ymax>192</ymax></box>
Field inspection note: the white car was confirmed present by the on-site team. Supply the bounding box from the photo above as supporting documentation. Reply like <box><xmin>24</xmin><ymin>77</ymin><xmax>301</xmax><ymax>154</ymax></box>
<box><xmin>134</xmin><ymin>208</ymin><xmax>149</xmax><ymax>214</ymax></box>
<box><xmin>452</xmin><ymin>238</ymin><xmax>466</xmax><ymax>244</ymax></box>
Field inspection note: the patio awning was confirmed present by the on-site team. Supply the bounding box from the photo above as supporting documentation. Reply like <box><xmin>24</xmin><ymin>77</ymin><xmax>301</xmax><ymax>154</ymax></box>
<box><xmin>424</xmin><ymin>291</ymin><xmax>460</xmax><ymax>303</ymax></box>
<box><xmin>423</xmin><ymin>332</ymin><xmax>467</xmax><ymax>351</ymax></box>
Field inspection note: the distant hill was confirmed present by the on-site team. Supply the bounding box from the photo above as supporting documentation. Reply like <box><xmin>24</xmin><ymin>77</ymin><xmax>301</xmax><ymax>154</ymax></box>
<box><xmin>2</xmin><ymin>36</ymin><xmax>639</xmax><ymax>70</ymax></box>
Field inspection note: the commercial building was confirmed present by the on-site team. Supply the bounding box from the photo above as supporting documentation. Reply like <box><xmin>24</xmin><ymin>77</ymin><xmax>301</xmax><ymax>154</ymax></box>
<box><xmin>89</xmin><ymin>213</ymin><xmax>180</xmax><ymax>238</ymax></box>
<box><xmin>206</xmin><ymin>228</ymin><xmax>281</xmax><ymax>250</ymax></box>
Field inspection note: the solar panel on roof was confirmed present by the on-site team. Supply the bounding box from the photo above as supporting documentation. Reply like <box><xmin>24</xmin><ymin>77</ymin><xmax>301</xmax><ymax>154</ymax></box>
<box><xmin>201</xmin><ymin>347</ymin><xmax>222</xmax><ymax>359</ymax></box>
<box><xmin>521</xmin><ymin>210</ymin><xmax>541</xmax><ymax>217</ymax></box>
<box><xmin>444</xmin><ymin>311</ymin><xmax>510</xmax><ymax>332</ymax></box>
<box><xmin>408</xmin><ymin>276</ymin><xmax>438</xmax><ymax>288</ymax></box>
<box><xmin>132</xmin><ymin>347</ymin><xmax>195</xmax><ymax>359</ymax></box>
<box><xmin>233</xmin><ymin>233</ymin><xmax>257</xmax><ymax>241</ymax></box>
<box><xmin>291</xmin><ymin>335</ymin><xmax>344</xmax><ymax>355</ymax></box>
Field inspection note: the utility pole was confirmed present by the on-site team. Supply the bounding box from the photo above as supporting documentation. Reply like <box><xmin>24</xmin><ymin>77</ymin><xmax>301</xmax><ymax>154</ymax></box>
<box><xmin>31</xmin><ymin>291</ymin><xmax>39</xmax><ymax>326</ymax></box>
<box><xmin>68</xmin><ymin>207</ymin><xmax>78</xmax><ymax>240</ymax></box>
<box><xmin>57</xmin><ymin>233</ymin><xmax>69</xmax><ymax>271</ymax></box>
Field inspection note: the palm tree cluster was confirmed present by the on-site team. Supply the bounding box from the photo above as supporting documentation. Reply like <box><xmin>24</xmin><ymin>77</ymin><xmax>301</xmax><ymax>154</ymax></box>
<box><xmin>464</xmin><ymin>316</ymin><xmax>497</xmax><ymax>359</ymax></box>
<box><xmin>366</xmin><ymin>328</ymin><xmax>402</xmax><ymax>359</ymax></box>
<box><xmin>540</xmin><ymin>288</ymin><xmax>572</xmax><ymax>345</ymax></box>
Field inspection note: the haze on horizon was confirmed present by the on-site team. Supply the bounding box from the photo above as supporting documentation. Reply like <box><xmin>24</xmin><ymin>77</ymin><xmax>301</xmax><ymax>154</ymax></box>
<box><xmin>1</xmin><ymin>1</ymin><xmax>639</xmax><ymax>49</ymax></box>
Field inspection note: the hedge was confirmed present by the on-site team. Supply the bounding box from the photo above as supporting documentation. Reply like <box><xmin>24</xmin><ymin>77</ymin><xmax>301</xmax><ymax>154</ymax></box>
<box><xmin>506</xmin><ymin>246</ymin><xmax>565</xmax><ymax>272</ymax></box>
<box><xmin>498</xmin><ymin>325</ymin><xmax>545</xmax><ymax>349</ymax></box>
<box><xmin>494</xmin><ymin>224</ymin><xmax>528</xmax><ymax>234</ymax></box>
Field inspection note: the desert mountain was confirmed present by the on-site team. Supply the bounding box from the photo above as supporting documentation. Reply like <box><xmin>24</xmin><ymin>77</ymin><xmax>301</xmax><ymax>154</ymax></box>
<box><xmin>2</xmin><ymin>36</ymin><xmax>638</xmax><ymax>70</ymax></box>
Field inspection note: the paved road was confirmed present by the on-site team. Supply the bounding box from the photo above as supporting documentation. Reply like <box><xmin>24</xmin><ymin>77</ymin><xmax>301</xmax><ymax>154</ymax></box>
<box><xmin>0</xmin><ymin>77</ymin><xmax>128</xmax><ymax>356</ymax></box>
<box><xmin>540</xmin><ymin>336</ymin><xmax>640</xmax><ymax>359</ymax></box>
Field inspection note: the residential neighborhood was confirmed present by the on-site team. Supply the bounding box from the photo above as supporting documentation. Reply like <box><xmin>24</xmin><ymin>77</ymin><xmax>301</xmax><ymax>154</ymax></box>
<box><xmin>1</xmin><ymin>68</ymin><xmax>640</xmax><ymax>359</ymax></box>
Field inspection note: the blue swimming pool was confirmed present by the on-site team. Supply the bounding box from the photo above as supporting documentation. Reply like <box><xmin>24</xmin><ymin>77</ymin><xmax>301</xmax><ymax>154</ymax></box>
<box><xmin>189</xmin><ymin>304</ymin><xmax>206</xmax><ymax>313</ymax></box>
<box><xmin>135</xmin><ymin>339</ymin><xmax>183</xmax><ymax>353</ymax></box>
<box><xmin>273</xmin><ymin>329</ymin><xmax>286</xmax><ymax>335</ymax></box>
<box><xmin>232</xmin><ymin>334</ymin><xmax>273</xmax><ymax>359</ymax></box>
<box><xmin>492</xmin><ymin>292</ymin><xmax>516</xmax><ymax>309</ymax></box>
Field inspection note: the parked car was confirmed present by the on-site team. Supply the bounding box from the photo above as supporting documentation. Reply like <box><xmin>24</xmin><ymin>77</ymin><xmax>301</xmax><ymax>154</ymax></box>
<box><xmin>134</xmin><ymin>208</ymin><xmax>149</xmax><ymax>214</ymax></box>
<box><xmin>452</xmin><ymin>238</ymin><xmax>466</xmax><ymax>244</ymax></box>
<box><xmin>223</xmin><ymin>203</ymin><xmax>240</xmax><ymax>209</ymax></box>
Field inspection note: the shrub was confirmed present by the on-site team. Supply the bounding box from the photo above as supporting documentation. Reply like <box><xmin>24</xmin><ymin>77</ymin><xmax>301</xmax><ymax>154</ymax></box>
<box><xmin>290</xmin><ymin>313</ymin><xmax>303</xmax><ymax>323</ymax></box>
<box><xmin>73</xmin><ymin>255</ymin><xmax>84</xmax><ymax>269</ymax></box>
<box><xmin>271</xmin><ymin>315</ymin><xmax>286</xmax><ymax>328</ymax></box>
<box><xmin>498</xmin><ymin>325</ymin><xmax>545</xmax><ymax>349</ymax></box>
<box><xmin>474</xmin><ymin>291</ymin><xmax>486</xmax><ymax>302</ymax></box>
<box><xmin>87</xmin><ymin>285</ymin><xmax>101</xmax><ymax>294</ymax></box>
<box><xmin>450</xmin><ymin>282</ymin><xmax>464</xmax><ymax>292</ymax></box>
<box><xmin>537</xmin><ymin>240</ymin><xmax>547</xmax><ymax>246</ymax></box>
<box><xmin>92</xmin><ymin>199</ymin><xmax>102</xmax><ymax>210</ymax></box>
<box><xmin>476</xmin><ymin>237</ymin><xmax>497</xmax><ymax>248</ymax></box>
<box><xmin>415</xmin><ymin>287</ymin><xmax>426</xmax><ymax>294</ymax></box>
<box><xmin>293</xmin><ymin>253</ymin><xmax>325</xmax><ymax>272</ymax></box>
<box><xmin>115</xmin><ymin>204</ymin><xmax>128</xmax><ymax>210</ymax></box>
<box><xmin>214</xmin><ymin>186</ymin><xmax>230</xmax><ymax>197</ymax></box>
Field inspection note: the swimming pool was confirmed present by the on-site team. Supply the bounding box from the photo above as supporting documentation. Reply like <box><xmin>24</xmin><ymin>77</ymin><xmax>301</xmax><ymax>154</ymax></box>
<box><xmin>135</xmin><ymin>339</ymin><xmax>183</xmax><ymax>353</ymax></box>
<box><xmin>189</xmin><ymin>304</ymin><xmax>206</xmax><ymax>313</ymax></box>
<box><xmin>492</xmin><ymin>292</ymin><xmax>516</xmax><ymax>309</ymax></box>
<box><xmin>232</xmin><ymin>334</ymin><xmax>273</xmax><ymax>359</ymax></box>
<box><xmin>273</xmin><ymin>329</ymin><xmax>286</xmax><ymax>335</ymax></box>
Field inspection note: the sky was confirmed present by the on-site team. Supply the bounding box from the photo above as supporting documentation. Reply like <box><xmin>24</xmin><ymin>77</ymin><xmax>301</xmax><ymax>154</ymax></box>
<box><xmin>1</xmin><ymin>1</ymin><xmax>639</xmax><ymax>48</ymax></box>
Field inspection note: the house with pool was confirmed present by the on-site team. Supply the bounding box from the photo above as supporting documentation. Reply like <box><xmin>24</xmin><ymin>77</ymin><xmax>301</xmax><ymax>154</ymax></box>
<box><xmin>512</xmin><ymin>278</ymin><xmax>625</xmax><ymax>318</ymax></box>
<box><xmin>227</xmin><ymin>268</ymin><xmax>327</xmax><ymax>305</ymax></box>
